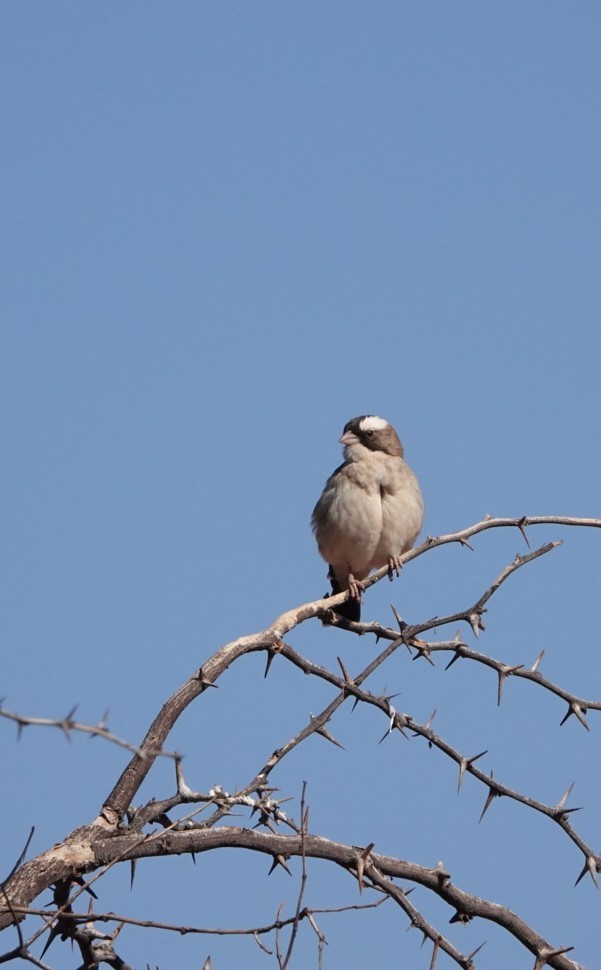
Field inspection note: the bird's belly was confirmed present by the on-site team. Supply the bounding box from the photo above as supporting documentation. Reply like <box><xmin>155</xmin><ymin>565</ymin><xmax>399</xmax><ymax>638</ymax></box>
<box><xmin>372</xmin><ymin>489</ymin><xmax>424</xmax><ymax>567</ymax></box>
<box><xmin>317</xmin><ymin>490</ymin><xmax>382</xmax><ymax>575</ymax></box>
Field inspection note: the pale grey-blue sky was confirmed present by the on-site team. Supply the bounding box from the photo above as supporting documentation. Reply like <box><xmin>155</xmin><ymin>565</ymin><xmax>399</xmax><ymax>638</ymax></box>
<box><xmin>2</xmin><ymin>4</ymin><xmax>600</xmax><ymax>968</ymax></box>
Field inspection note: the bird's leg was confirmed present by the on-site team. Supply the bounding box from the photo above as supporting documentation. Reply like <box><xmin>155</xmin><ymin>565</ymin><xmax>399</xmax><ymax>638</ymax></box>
<box><xmin>387</xmin><ymin>555</ymin><xmax>403</xmax><ymax>581</ymax></box>
<box><xmin>347</xmin><ymin>572</ymin><xmax>365</xmax><ymax>601</ymax></box>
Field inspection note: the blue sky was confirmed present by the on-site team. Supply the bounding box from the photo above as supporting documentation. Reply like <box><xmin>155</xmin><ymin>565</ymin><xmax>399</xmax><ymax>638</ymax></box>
<box><xmin>1</xmin><ymin>4</ymin><xmax>600</xmax><ymax>968</ymax></box>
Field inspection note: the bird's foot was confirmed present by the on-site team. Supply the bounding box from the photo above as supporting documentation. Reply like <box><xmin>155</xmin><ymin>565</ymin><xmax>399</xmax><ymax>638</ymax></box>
<box><xmin>387</xmin><ymin>555</ymin><xmax>403</xmax><ymax>581</ymax></box>
<box><xmin>347</xmin><ymin>573</ymin><xmax>365</xmax><ymax>601</ymax></box>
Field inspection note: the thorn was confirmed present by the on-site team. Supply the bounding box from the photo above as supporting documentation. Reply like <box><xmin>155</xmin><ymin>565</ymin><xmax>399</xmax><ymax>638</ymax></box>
<box><xmin>517</xmin><ymin>517</ymin><xmax>531</xmax><ymax>548</ymax></box>
<box><xmin>421</xmin><ymin>709</ymin><xmax>437</xmax><ymax>749</ymax></box>
<box><xmin>468</xmin><ymin>612</ymin><xmax>485</xmax><ymax>637</ymax></box>
<box><xmin>497</xmin><ymin>670</ymin><xmax>506</xmax><ymax>706</ymax></box>
<box><xmin>574</xmin><ymin>855</ymin><xmax>599</xmax><ymax>888</ymax></box>
<box><xmin>129</xmin><ymin>858</ymin><xmax>136</xmax><ymax>890</ymax></box>
<box><xmin>449</xmin><ymin>910</ymin><xmax>472</xmax><ymax>924</ymax></box>
<box><xmin>556</xmin><ymin>782</ymin><xmax>575</xmax><ymax>810</ymax></box>
<box><xmin>533</xmin><ymin>946</ymin><xmax>574</xmax><ymax>970</ymax></box>
<box><xmin>73</xmin><ymin>875</ymin><xmax>97</xmax><ymax>899</ymax></box>
<box><xmin>411</xmin><ymin>642</ymin><xmax>435</xmax><ymax>666</ymax></box>
<box><xmin>555</xmin><ymin>805</ymin><xmax>582</xmax><ymax>818</ymax></box>
<box><xmin>445</xmin><ymin>650</ymin><xmax>463</xmax><ymax>671</ymax></box>
<box><xmin>384</xmin><ymin>710</ymin><xmax>409</xmax><ymax>740</ymax></box>
<box><xmin>268</xmin><ymin>853</ymin><xmax>291</xmax><ymax>875</ymax></box>
<box><xmin>40</xmin><ymin>924</ymin><xmax>61</xmax><ymax>958</ymax></box>
<box><xmin>378</xmin><ymin>709</ymin><xmax>397</xmax><ymax>744</ymax></box>
<box><xmin>202</xmin><ymin>957</ymin><xmax>212</xmax><ymax>970</ymax></box>
<box><xmin>560</xmin><ymin>702</ymin><xmax>590</xmax><ymax>731</ymax></box>
<box><xmin>479</xmin><ymin>771</ymin><xmax>499</xmax><ymax>823</ymax></box>
<box><xmin>531</xmin><ymin>649</ymin><xmax>545</xmax><ymax>672</ymax></box>
<box><xmin>196</xmin><ymin>667</ymin><xmax>218</xmax><ymax>690</ymax></box>
<box><xmin>264</xmin><ymin>638</ymin><xmax>285</xmax><ymax>679</ymax></box>
<box><xmin>429</xmin><ymin>936</ymin><xmax>440</xmax><ymax>967</ymax></box>
<box><xmin>60</xmin><ymin>706</ymin><xmax>77</xmax><ymax>740</ymax></box>
<box><xmin>457</xmin><ymin>751</ymin><xmax>487</xmax><ymax>792</ymax></box>
<box><xmin>312</xmin><ymin>720</ymin><xmax>345</xmax><ymax>750</ymax></box>
<box><xmin>497</xmin><ymin>664</ymin><xmax>523</xmax><ymax>705</ymax></box>
<box><xmin>457</xmin><ymin>537</ymin><xmax>474</xmax><ymax>550</ymax></box>
<box><xmin>467</xmin><ymin>941</ymin><xmax>487</xmax><ymax>960</ymax></box>
<box><xmin>390</xmin><ymin>605</ymin><xmax>407</xmax><ymax>632</ymax></box>
<box><xmin>410</xmin><ymin>724</ymin><xmax>426</xmax><ymax>742</ymax></box>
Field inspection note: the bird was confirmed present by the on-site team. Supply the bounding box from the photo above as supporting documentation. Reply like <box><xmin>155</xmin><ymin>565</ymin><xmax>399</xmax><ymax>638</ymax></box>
<box><xmin>311</xmin><ymin>415</ymin><xmax>424</xmax><ymax>621</ymax></box>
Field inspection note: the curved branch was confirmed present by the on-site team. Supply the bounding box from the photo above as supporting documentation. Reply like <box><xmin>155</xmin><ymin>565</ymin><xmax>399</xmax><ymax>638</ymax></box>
<box><xmin>104</xmin><ymin>518</ymin><xmax>599</xmax><ymax>827</ymax></box>
<box><xmin>89</xmin><ymin>827</ymin><xmax>587</xmax><ymax>970</ymax></box>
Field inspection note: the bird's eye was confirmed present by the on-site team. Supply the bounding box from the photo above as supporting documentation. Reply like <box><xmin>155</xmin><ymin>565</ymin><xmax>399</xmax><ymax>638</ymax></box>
<box><xmin>365</xmin><ymin>430</ymin><xmax>374</xmax><ymax>437</ymax></box>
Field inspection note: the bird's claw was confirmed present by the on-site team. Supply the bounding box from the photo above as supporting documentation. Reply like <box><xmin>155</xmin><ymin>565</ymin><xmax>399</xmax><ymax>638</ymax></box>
<box><xmin>347</xmin><ymin>573</ymin><xmax>364</xmax><ymax>601</ymax></box>
<box><xmin>387</xmin><ymin>555</ymin><xmax>403</xmax><ymax>581</ymax></box>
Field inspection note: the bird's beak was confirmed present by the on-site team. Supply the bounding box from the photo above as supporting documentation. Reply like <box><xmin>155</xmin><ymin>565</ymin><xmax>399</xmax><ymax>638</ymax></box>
<box><xmin>339</xmin><ymin>430</ymin><xmax>360</xmax><ymax>446</ymax></box>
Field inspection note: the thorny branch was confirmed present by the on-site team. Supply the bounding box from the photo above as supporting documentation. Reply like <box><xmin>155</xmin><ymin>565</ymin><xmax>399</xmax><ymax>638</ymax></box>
<box><xmin>7</xmin><ymin>830</ymin><xmax>585</xmax><ymax>970</ymax></box>
<box><xmin>0</xmin><ymin>707</ymin><xmax>178</xmax><ymax>761</ymax></box>
<box><xmin>1</xmin><ymin>515</ymin><xmax>600</xmax><ymax>970</ymax></box>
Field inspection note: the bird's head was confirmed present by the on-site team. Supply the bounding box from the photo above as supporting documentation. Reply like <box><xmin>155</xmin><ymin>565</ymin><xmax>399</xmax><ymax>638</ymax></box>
<box><xmin>339</xmin><ymin>415</ymin><xmax>404</xmax><ymax>458</ymax></box>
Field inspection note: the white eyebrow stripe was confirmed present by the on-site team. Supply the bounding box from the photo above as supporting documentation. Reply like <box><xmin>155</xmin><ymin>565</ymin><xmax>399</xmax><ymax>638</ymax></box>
<box><xmin>359</xmin><ymin>415</ymin><xmax>388</xmax><ymax>432</ymax></box>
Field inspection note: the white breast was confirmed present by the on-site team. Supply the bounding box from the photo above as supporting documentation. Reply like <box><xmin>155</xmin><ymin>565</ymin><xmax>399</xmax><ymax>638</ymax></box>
<box><xmin>313</xmin><ymin>450</ymin><xmax>424</xmax><ymax>586</ymax></box>
<box><xmin>315</xmin><ymin>471</ymin><xmax>382</xmax><ymax>576</ymax></box>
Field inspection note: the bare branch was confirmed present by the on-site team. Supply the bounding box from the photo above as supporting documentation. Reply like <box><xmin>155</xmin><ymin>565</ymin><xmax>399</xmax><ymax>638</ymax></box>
<box><xmin>0</xmin><ymin>707</ymin><xmax>177</xmax><ymax>760</ymax></box>
<box><xmin>1</xmin><ymin>515</ymin><xmax>599</xmax><ymax>967</ymax></box>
